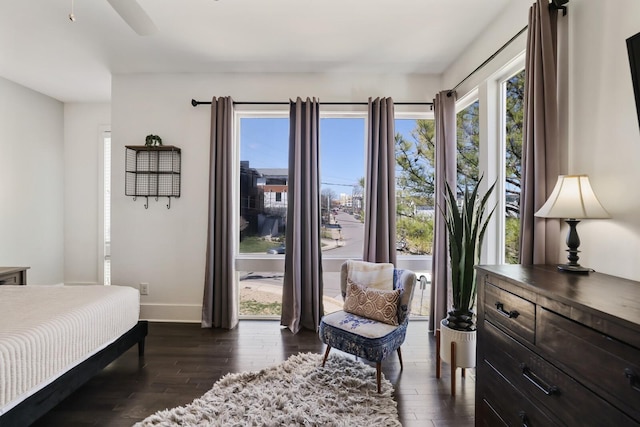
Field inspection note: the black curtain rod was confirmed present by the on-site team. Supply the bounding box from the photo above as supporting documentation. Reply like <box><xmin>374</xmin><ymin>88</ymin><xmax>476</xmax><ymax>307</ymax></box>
<box><xmin>191</xmin><ymin>99</ymin><xmax>433</xmax><ymax>107</ymax></box>
<box><xmin>447</xmin><ymin>25</ymin><xmax>528</xmax><ymax>97</ymax></box>
<box><xmin>446</xmin><ymin>0</ymin><xmax>568</xmax><ymax>97</ymax></box>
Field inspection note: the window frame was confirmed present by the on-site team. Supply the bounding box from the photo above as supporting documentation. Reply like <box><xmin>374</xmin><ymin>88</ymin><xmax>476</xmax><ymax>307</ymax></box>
<box><xmin>454</xmin><ymin>53</ymin><xmax>526</xmax><ymax>265</ymax></box>
<box><xmin>98</xmin><ymin>127</ymin><xmax>111</xmax><ymax>286</ymax></box>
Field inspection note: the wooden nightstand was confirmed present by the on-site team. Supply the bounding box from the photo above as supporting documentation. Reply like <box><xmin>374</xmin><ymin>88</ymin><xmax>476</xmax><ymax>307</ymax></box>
<box><xmin>0</xmin><ymin>267</ymin><xmax>30</xmax><ymax>285</ymax></box>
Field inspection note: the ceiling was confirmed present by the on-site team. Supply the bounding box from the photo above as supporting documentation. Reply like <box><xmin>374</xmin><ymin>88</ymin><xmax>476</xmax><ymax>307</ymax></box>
<box><xmin>0</xmin><ymin>0</ymin><xmax>512</xmax><ymax>103</ymax></box>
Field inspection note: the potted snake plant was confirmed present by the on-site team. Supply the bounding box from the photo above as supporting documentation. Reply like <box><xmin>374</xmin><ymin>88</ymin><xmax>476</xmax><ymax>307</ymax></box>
<box><xmin>438</xmin><ymin>175</ymin><xmax>496</xmax><ymax>368</ymax></box>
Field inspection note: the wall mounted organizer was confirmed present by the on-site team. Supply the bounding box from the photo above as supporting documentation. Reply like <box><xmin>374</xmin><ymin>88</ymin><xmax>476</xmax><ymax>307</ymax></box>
<box><xmin>125</xmin><ymin>145</ymin><xmax>181</xmax><ymax>209</ymax></box>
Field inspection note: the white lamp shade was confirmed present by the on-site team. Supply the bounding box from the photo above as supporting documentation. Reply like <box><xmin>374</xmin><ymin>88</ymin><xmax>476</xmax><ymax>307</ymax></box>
<box><xmin>535</xmin><ymin>175</ymin><xmax>610</xmax><ymax>219</ymax></box>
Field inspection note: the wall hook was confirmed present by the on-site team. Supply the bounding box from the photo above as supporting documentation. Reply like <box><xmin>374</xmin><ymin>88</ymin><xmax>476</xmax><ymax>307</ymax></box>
<box><xmin>167</xmin><ymin>197</ymin><xmax>171</xmax><ymax>209</ymax></box>
<box><xmin>144</xmin><ymin>196</ymin><xmax>149</xmax><ymax>209</ymax></box>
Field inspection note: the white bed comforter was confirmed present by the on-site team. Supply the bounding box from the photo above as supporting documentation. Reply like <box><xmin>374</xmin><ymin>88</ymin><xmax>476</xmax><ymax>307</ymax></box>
<box><xmin>0</xmin><ymin>285</ymin><xmax>139</xmax><ymax>414</ymax></box>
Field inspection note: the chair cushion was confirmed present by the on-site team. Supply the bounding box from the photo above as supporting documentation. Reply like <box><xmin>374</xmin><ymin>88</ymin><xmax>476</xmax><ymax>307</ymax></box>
<box><xmin>345</xmin><ymin>260</ymin><xmax>394</xmax><ymax>290</ymax></box>
<box><xmin>321</xmin><ymin>310</ymin><xmax>398</xmax><ymax>339</ymax></box>
<box><xmin>343</xmin><ymin>279</ymin><xmax>400</xmax><ymax>326</ymax></box>
<box><xmin>319</xmin><ymin>310</ymin><xmax>408</xmax><ymax>362</ymax></box>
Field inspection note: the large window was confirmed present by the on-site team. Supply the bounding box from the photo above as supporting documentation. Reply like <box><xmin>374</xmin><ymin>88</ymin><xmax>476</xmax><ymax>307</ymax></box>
<box><xmin>237</xmin><ymin>113</ymin><xmax>432</xmax><ymax>319</ymax></box>
<box><xmin>237</xmin><ymin>115</ymin><xmax>368</xmax><ymax>317</ymax></box>
<box><xmin>451</xmin><ymin>63</ymin><xmax>524</xmax><ymax>265</ymax></box>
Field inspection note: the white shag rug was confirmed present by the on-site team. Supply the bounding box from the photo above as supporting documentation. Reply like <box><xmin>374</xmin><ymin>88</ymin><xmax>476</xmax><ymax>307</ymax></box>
<box><xmin>134</xmin><ymin>352</ymin><xmax>401</xmax><ymax>427</ymax></box>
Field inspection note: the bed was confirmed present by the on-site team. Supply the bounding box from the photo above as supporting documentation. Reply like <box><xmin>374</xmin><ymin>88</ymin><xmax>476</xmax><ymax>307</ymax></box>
<box><xmin>0</xmin><ymin>284</ymin><xmax>148</xmax><ymax>426</ymax></box>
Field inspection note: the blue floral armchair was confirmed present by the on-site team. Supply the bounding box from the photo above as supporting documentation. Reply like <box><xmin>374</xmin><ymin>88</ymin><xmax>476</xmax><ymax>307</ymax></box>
<box><xmin>318</xmin><ymin>260</ymin><xmax>417</xmax><ymax>393</ymax></box>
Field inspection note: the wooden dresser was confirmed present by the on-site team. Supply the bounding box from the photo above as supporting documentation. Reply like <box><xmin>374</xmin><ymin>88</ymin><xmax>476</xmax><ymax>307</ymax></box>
<box><xmin>475</xmin><ymin>264</ymin><xmax>640</xmax><ymax>426</ymax></box>
<box><xmin>0</xmin><ymin>266</ymin><xmax>29</xmax><ymax>285</ymax></box>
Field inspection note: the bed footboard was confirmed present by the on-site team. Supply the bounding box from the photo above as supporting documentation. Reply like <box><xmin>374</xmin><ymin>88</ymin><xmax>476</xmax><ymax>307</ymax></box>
<box><xmin>0</xmin><ymin>320</ymin><xmax>149</xmax><ymax>427</ymax></box>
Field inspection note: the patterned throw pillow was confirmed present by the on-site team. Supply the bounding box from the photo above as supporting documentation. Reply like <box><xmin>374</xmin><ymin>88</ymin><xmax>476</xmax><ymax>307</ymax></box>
<box><xmin>343</xmin><ymin>279</ymin><xmax>401</xmax><ymax>326</ymax></box>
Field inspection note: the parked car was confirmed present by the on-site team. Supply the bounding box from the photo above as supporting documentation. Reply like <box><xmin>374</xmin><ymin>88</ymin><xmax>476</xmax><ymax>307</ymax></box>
<box><xmin>323</xmin><ymin>223</ymin><xmax>342</xmax><ymax>229</ymax></box>
<box><xmin>266</xmin><ymin>244</ymin><xmax>285</xmax><ymax>254</ymax></box>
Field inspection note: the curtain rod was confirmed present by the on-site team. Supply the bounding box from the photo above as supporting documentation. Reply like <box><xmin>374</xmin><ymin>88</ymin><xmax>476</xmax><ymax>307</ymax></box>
<box><xmin>191</xmin><ymin>99</ymin><xmax>433</xmax><ymax>107</ymax></box>
<box><xmin>447</xmin><ymin>25</ymin><xmax>528</xmax><ymax>97</ymax></box>
<box><xmin>446</xmin><ymin>1</ymin><xmax>568</xmax><ymax>97</ymax></box>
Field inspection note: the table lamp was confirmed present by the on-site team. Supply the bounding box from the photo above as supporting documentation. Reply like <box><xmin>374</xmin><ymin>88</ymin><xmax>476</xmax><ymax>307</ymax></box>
<box><xmin>535</xmin><ymin>175</ymin><xmax>610</xmax><ymax>273</ymax></box>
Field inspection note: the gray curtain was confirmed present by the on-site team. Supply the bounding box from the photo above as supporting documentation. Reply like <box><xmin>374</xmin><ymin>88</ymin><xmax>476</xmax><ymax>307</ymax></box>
<box><xmin>280</xmin><ymin>97</ymin><xmax>324</xmax><ymax>334</ymax></box>
<box><xmin>363</xmin><ymin>97</ymin><xmax>396</xmax><ymax>265</ymax></box>
<box><xmin>429</xmin><ymin>91</ymin><xmax>457</xmax><ymax>332</ymax></box>
<box><xmin>519</xmin><ymin>0</ymin><xmax>561</xmax><ymax>265</ymax></box>
<box><xmin>202</xmin><ymin>96</ymin><xmax>238</xmax><ymax>329</ymax></box>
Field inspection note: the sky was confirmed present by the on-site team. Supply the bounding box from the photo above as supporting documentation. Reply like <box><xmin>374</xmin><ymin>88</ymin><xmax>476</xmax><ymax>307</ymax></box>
<box><xmin>240</xmin><ymin>117</ymin><xmax>420</xmax><ymax>196</ymax></box>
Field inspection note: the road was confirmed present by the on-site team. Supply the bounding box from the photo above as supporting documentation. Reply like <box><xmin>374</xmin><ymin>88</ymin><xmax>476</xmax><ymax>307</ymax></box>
<box><xmin>324</xmin><ymin>210</ymin><xmax>364</xmax><ymax>257</ymax></box>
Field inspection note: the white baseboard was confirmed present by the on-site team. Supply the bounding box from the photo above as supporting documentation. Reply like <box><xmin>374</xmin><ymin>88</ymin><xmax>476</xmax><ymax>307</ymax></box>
<box><xmin>63</xmin><ymin>281</ymin><xmax>99</xmax><ymax>286</ymax></box>
<box><xmin>140</xmin><ymin>303</ymin><xmax>202</xmax><ymax>323</ymax></box>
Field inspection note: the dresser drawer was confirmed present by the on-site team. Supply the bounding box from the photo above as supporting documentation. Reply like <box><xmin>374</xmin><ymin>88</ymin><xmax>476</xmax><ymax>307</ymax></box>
<box><xmin>483</xmin><ymin>320</ymin><xmax>638</xmax><ymax>426</ymax></box>
<box><xmin>478</xmin><ymin>399</ymin><xmax>508</xmax><ymax>427</ymax></box>
<box><xmin>484</xmin><ymin>282</ymin><xmax>535</xmax><ymax>344</ymax></box>
<box><xmin>537</xmin><ymin>307</ymin><xmax>640</xmax><ymax>421</ymax></box>
<box><xmin>479</xmin><ymin>360</ymin><xmax>559</xmax><ymax>427</ymax></box>
<box><xmin>0</xmin><ymin>271</ymin><xmax>22</xmax><ymax>285</ymax></box>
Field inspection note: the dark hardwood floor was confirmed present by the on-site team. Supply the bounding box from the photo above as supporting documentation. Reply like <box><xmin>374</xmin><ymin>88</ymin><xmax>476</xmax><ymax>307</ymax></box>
<box><xmin>32</xmin><ymin>320</ymin><xmax>475</xmax><ymax>427</ymax></box>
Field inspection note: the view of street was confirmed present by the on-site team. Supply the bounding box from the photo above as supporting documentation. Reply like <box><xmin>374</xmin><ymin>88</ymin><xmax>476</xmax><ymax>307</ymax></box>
<box><xmin>239</xmin><ymin>209</ymin><xmax>431</xmax><ymax>318</ymax></box>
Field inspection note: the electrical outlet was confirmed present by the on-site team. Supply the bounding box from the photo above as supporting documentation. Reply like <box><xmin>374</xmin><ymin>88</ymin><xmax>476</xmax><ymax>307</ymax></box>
<box><xmin>140</xmin><ymin>282</ymin><xmax>149</xmax><ymax>295</ymax></box>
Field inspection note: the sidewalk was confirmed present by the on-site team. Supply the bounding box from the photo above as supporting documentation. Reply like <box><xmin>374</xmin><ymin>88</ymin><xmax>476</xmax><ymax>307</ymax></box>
<box><xmin>240</xmin><ymin>280</ymin><xmax>343</xmax><ymax>314</ymax></box>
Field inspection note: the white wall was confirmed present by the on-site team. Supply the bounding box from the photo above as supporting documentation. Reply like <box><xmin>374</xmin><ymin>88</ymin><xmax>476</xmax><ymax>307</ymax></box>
<box><xmin>567</xmin><ymin>0</ymin><xmax>640</xmax><ymax>280</ymax></box>
<box><xmin>63</xmin><ymin>103</ymin><xmax>111</xmax><ymax>285</ymax></box>
<box><xmin>0</xmin><ymin>77</ymin><xmax>64</xmax><ymax>284</ymax></box>
<box><xmin>111</xmin><ymin>72</ymin><xmax>439</xmax><ymax>321</ymax></box>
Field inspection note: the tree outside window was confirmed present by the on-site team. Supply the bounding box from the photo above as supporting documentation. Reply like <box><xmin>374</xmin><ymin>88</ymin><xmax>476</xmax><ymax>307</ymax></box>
<box><xmin>394</xmin><ymin>70</ymin><xmax>524</xmax><ymax>263</ymax></box>
<box><xmin>504</xmin><ymin>70</ymin><xmax>524</xmax><ymax>263</ymax></box>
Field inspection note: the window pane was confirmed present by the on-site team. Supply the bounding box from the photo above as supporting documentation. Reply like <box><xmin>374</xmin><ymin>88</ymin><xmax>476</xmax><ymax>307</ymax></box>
<box><xmin>456</xmin><ymin>101</ymin><xmax>480</xmax><ymax>191</ymax></box>
<box><xmin>395</xmin><ymin>118</ymin><xmax>435</xmax><ymax>318</ymax></box>
<box><xmin>239</xmin><ymin>116</ymin><xmax>364</xmax><ymax>317</ymax></box>
<box><xmin>320</xmin><ymin>118</ymin><xmax>365</xmax><ymax>258</ymax></box>
<box><xmin>239</xmin><ymin>271</ymin><xmax>283</xmax><ymax>316</ymax></box>
<box><xmin>239</xmin><ymin>117</ymin><xmax>289</xmax><ymax>254</ymax></box>
<box><xmin>504</xmin><ymin>70</ymin><xmax>524</xmax><ymax>263</ymax></box>
<box><xmin>239</xmin><ymin>117</ymin><xmax>288</xmax><ymax>317</ymax></box>
<box><xmin>395</xmin><ymin>118</ymin><xmax>435</xmax><ymax>256</ymax></box>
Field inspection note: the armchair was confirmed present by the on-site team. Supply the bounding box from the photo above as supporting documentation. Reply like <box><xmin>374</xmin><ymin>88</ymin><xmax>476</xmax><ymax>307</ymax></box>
<box><xmin>318</xmin><ymin>260</ymin><xmax>417</xmax><ymax>393</ymax></box>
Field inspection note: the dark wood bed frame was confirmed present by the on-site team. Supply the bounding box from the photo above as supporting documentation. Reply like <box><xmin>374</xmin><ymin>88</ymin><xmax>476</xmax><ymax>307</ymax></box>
<box><xmin>0</xmin><ymin>320</ymin><xmax>148</xmax><ymax>427</ymax></box>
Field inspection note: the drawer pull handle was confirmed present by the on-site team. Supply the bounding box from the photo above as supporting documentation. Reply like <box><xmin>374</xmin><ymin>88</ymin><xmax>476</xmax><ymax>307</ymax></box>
<box><xmin>520</xmin><ymin>363</ymin><xmax>558</xmax><ymax>396</ymax></box>
<box><xmin>624</xmin><ymin>368</ymin><xmax>640</xmax><ymax>392</ymax></box>
<box><xmin>495</xmin><ymin>302</ymin><xmax>519</xmax><ymax>319</ymax></box>
<box><xmin>518</xmin><ymin>411</ymin><xmax>530</xmax><ymax>427</ymax></box>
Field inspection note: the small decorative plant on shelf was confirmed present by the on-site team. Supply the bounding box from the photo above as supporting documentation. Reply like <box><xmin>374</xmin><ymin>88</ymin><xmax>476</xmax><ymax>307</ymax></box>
<box><xmin>441</xmin><ymin>175</ymin><xmax>496</xmax><ymax>332</ymax></box>
<box><xmin>145</xmin><ymin>134</ymin><xmax>163</xmax><ymax>147</ymax></box>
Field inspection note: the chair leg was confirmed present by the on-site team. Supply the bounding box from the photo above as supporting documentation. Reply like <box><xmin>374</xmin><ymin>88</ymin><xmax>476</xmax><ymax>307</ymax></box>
<box><xmin>322</xmin><ymin>345</ymin><xmax>332</xmax><ymax>367</ymax></box>
<box><xmin>435</xmin><ymin>329</ymin><xmax>441</xmax><ymax>379</ymax></box>
<box><xmin>451</xmin><ymin>341</ymin><xmax>456</xmax><ymax>397</ymax></box>
<box><xmin>376</xmin><ymin>362</ymin><xmax>382</xmax><ymax>393</ymax></box>
<box><xmin>397</xmin><ymin>347</ymin><xmax>404</xmax><ymax>371</ymax></box>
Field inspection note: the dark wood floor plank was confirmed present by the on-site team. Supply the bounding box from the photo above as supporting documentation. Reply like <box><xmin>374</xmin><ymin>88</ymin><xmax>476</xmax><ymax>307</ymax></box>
<box><xmin>31</xmin><ymin>320</ymin><xmax>475</xmax><ymax>426</ymax></box>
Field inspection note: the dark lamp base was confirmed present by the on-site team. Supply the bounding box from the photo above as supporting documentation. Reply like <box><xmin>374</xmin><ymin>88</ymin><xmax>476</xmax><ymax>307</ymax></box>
<box><xmin>557</xmin><ymin>263</ymin><xmax>592</xmax><ymax>274</ymax></box>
